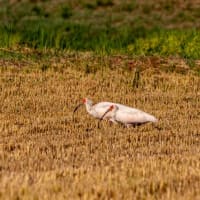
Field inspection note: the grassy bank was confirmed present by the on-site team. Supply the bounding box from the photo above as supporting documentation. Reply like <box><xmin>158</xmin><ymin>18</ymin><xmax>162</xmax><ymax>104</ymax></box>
<box><xmin>0</xmin><ymin>0</ymin><xmax>200</xmax><ymax>59</ymax></box>
<box><xmin>1</xmin><ymin>23</ymin><xmax>200</xmax><ymax>59</ymax></box>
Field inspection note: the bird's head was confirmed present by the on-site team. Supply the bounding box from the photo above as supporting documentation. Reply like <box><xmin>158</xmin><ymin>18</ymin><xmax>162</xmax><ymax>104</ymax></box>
<box><xmin>99</xmin><ymin>105</ymin><xmax>116</xmax><ymax>120</ymax></box>
<box><xmin>73</xmin><ymin>98</ymin><xmax>93</xmax><ymax>113</ymax></box>
<box><xmin>82</xmin><ymin>98</ymin><xmax>93</xmax><ymax>106</ymax></box>
<box><xmin>108</xmin><ymin>105</ymin><xmax>114</xmax><ymax>111</ymax></box>
<box><xmin>97</xmin><ymin>104</ymin><xmax>116</xmax><ymax>128</ymax></box>
<box><xmin>108</xmin><ymin>105</ymin><xmax>118</xmax><ymax>112</ymax></box>
<box><xmin>82</xmin><ymin>98</ymin><xmax>87</xmax><ymax>104</ymax></box>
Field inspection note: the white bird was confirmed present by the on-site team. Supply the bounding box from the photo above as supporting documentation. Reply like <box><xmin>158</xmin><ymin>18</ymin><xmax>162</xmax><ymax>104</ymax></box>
<box><xmin>73</xmin><ymin>98</ymin><xmax>114</xmax><ymax>120</ymax></box>
<box><xmin>73</xmin><ymin>98</ymin><xmax>158</xmax><ymax>127</ymax></box>
<box><xmin>99</xmin><ymin>104</ymin><xmax>158</xmax><ymax>127</ymax></box>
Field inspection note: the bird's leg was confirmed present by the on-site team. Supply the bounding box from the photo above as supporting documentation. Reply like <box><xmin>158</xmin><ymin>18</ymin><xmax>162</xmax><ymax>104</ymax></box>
<box><xmin>125</xmin><ymin>124</ymin><xmax>132</xmax><ymax>128</ymax></box>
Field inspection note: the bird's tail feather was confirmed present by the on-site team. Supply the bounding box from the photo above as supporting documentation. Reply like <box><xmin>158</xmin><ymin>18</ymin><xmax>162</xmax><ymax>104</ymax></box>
<box><xmin>146</xmin><ymin>114</ymin><xmax>158</xmax><ymax>123</ymax></box>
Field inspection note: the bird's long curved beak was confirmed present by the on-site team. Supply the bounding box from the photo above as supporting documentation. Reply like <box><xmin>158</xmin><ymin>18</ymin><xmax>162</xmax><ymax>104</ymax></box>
<box><xmin>98</xmin><ymin>107</ymin><xmax>112</xmax><ymax>128</ymax></box>
<box><xmin>73</xmin><ymin>103</ymin><xmax>83</xmax><ymax>113</ymax></box>
<box><xmin>99</xmin><ymin>108</ymin><xmax>112</xmax><ymax>121</ymax></box>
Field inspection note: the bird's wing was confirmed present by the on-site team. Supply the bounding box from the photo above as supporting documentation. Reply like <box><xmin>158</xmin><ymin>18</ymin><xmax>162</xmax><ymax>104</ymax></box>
<box><xmin>116</xmin><ymin>110</ymin><xmax>157</xmax><ymax>124</ymax></box>
<box><xmin>115</xmin><ymin>103</ymin><xmax>143</xmax><ymax>113</ymax></box>
<box><xmin>95</xmin><ymin>102</ymin><xmax>143</xmax><ymax>113</ymax></box>
<box><xmin>94</xmin><ymin>102</ymin><xmax>157</xmax><ymax>122</ymax></box>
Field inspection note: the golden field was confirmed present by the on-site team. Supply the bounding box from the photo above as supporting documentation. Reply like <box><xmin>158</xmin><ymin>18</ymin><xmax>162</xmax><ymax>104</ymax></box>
<box><xmin>0</xmin><ymin>53</ymin><xmax>200</xmax><ymax>199</ymax></box>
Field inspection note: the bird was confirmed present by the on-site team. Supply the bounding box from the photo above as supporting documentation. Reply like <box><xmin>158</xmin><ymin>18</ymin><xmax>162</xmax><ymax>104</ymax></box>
<box><xmin>99</xmin><ymin>104</ymin><xmax>158</xmax><ymax>127</ymax></box>
<box><xmin>73</xmin><ymin>98</ymin><xmax>115</xmax><ymax>120</ymax></box>
<box><xmin>73</xmin><ymin>98</ymin><xmax>158</xmax><ymax>127</ymax></box>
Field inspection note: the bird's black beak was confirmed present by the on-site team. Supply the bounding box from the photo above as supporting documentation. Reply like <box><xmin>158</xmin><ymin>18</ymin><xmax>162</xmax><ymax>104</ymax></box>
<box><xmin>98</xmin><ymin>107</ymin><xmax>112</xmax><ymax>128</ymax></box>
<box><xmin>73</xmin><ymin>103</ymin><xmax>83</xmax><ymax>122</ymax></box>
<box><xmin>100</xmin><ymin>108</ymin><xmax>111</xmax><ymax>121</ymax></box>
<box><xmin>73</xmin><ymin>103</ymin><xmax>83</xmax><ymax>113</ymax></box>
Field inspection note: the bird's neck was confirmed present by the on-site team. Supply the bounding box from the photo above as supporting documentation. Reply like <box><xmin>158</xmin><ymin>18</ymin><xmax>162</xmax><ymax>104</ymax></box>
<box><xmin>85</xmin><ymin>103</ymin><xmax>93</xmax><ymax>113</ymax></box>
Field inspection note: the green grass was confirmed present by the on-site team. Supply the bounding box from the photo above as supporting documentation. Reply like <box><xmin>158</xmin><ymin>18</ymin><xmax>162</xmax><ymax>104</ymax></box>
<box><xmin>1</xmin><ymin>22</ymin><xmax>200</xmax><ymax>59</ymax></box>
<box><xmin>0</xmin><ymin>0</ymin><xmax>200</xmax><ymax>59</ymax></box>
